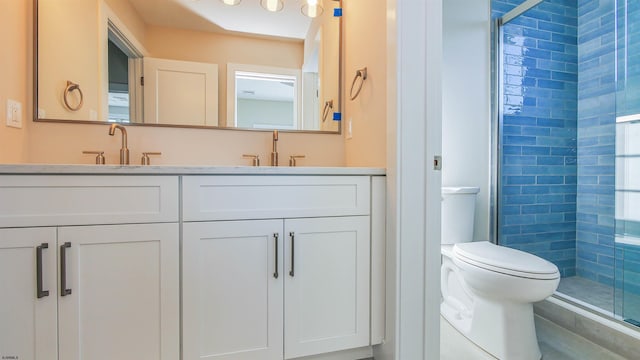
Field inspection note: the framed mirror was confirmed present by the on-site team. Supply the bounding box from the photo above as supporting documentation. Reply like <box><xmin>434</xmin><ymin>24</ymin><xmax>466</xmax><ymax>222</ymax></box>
<box><xmin>34</xmin><ymin>0</ymin><xmax>342</xmax><ymax>133</ymax></box>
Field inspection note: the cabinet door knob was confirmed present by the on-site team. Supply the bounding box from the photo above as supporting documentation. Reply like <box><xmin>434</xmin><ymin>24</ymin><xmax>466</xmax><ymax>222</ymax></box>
<box><xmin>36</xmin><ymin>243</ymin><xmax>49</xmax><ymax>298</ymax></box>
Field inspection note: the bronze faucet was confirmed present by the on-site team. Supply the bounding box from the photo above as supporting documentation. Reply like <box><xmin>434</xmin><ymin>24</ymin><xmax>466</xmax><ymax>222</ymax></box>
<box><xmin>271</xmin><ymin>130</ymin><xmax>279</xmax><ymax>166</ymax></box>
<box><xmin>108</xmin><ymin>124</ymin><xmax>130</xmax><ymax>165</ymax></box>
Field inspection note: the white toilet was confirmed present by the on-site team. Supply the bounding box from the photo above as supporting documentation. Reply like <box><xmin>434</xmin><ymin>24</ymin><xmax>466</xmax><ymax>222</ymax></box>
<box><xmin>440</xmin><ymin>187</ymin><xmax>560</xmax><ymax>360</ymax></box>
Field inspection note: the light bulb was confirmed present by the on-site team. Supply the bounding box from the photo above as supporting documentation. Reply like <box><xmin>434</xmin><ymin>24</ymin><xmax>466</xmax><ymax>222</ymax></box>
<box><xmin>261</xmin><ymin>0</ymin><xmax>283</xmax><ymax>12</ymax></box>
<box><xmin>302</xmin><ymin>0</ymin><xmax>323</xmax><ymax>18</ymax></box>
<box><xmin>308</xmin><ymin>4</ymin><xmax>318</xmax><ymax>17</ymax></box>
<box><xmin>220</xmin><ymin>0</ymin><xmax>241</xmax><ymax>5</ymax></box>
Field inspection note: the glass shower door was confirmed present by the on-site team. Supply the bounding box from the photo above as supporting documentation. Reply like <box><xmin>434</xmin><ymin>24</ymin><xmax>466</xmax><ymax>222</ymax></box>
<box><xmin>614</xmin><ymin>0</ymin><xmax>640</xmax><ymax>325</ymax></box>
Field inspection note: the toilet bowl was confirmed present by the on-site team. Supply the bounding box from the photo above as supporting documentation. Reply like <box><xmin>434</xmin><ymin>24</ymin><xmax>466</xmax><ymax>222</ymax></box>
<box><xmin>441</xmin><ymin>187</ymin><xmax>560</xmax><ymax>360</ymax></box>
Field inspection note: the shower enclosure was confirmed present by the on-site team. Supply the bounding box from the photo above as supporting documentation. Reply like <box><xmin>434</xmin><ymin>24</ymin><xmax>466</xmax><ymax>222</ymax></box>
<box><xmin>492</xmin><ymin>0</ymin><xmax>640</xmax><ymax>325</ymax></box>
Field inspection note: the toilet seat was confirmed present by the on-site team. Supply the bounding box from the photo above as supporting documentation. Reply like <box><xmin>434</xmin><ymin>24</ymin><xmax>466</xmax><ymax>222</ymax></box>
<box><xmin>453</xmin><ymin>241</ymin><xmax>560</xmax><ymax>280</ymax></box>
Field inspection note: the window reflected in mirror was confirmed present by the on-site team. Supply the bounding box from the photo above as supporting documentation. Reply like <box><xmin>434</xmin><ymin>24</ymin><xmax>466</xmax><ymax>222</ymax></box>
<box><xmin>234</xmin><ymin>71</ymin><xmax>298</xmax><ymax>130</ymax></box>
<box><xmin>107</xmin><ymin>39</ymin><xmax>130</xmax><ymax>123</ymax></box>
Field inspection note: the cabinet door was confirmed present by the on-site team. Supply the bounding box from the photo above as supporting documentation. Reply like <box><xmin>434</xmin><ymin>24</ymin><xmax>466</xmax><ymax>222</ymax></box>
<box><xmin>183</xmin><ymin>220</ymin><xmax>283</xmax><ymax>360</ymax></box>
<box><xmin>57</xmin><ymin>223</ymin><xmax>179</xmax><ymax>360</ymax></box>
<box><xmin>284</xmin><ymin>216</ymin><xmax>371</xmax><ymax>359</ymax></box>
<box><xmin>0</xmin><ymin>227</ymin><xmax>58</xmax><ymax>360</ymax></box>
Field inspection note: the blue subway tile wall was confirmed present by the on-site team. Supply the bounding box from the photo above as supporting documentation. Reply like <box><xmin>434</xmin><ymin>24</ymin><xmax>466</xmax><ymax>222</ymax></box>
<box><xmin>493</xmin><ymin>0</ymin><xmax>579</xmax><ymax>277</ymax></box>
<box><xmin>576</xmin><ymin>0</ymin><xmax>617</xmax><ymax>287</ymax></box>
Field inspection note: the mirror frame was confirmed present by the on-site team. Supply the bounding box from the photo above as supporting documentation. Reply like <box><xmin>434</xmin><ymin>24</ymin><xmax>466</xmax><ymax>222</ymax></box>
<box><xmin>32</xmin><ymin>0</ymin><xmax>343</xmax><ymax>134</ymax></box>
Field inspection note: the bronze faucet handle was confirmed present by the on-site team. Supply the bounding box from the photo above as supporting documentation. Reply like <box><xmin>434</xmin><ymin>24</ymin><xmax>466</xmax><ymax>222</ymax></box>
<box><xmin>141</xmin><ymin>152</ymin><xmax>162</xmax><ymax>165</ymax></box>
<box><xmin>242</xmin><ymin>154</ymin><xmax>260</xmax><ymax>167</ymax></box>
<box><xmin>289</xmin><ymin>155</ymin><xmax>306</xmax><ymax>167</ymax></box>
<box><xmin>82</xmin><ymin>151</ymin><xmax>105</xmax><ymax>165</ymax></box>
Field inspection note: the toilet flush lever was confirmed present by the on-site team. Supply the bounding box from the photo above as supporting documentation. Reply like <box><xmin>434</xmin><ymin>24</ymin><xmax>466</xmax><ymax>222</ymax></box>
<box><xmin>434</xmin><ymin>155</ymin><xmax>442</xmax><ymax>171</ymax></box>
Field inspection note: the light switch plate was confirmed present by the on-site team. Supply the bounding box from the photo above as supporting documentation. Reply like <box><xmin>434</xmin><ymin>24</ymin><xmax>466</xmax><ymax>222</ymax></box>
<box><xmin>346</xmin><ymin>117</ymin><xmax>353</xmax><ymax>139</ymax></box>
<box><xmin>6</xmin><ymin>99</ymin><xmax>23</xmax><ymax>129</ymax></box>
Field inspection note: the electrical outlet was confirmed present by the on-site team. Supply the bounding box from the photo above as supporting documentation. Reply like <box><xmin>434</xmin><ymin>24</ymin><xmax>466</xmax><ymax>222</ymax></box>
<box><xmin>6</xmin><ymin>99</ymin><xmax>22</xmax><ymax>129</ymax></box>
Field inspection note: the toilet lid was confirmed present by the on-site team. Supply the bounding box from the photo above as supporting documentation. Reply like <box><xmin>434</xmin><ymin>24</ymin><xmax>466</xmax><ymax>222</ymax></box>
<box><xmin>453</xmin><ymin>241</ymin><xmax>560</xmax><ymax>280</ymax></box>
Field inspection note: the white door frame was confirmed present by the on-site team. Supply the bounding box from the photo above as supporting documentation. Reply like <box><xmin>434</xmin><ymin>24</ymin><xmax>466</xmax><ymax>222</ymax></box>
<box><xmin>377</xmin><ymin>0</ymin><xmax>442</xmax><ymax>359</ymax></box>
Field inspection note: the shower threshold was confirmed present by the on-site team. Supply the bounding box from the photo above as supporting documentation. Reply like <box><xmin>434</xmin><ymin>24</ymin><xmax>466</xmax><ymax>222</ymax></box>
<box><xmin>534</xmin><ymin>295</ymin><xmax>640</xmax><ymax>359</ymax></box>
<box><xmin>556</xmin><ymin>276</ymin><xmax>640</xmax><ymax>327</ymax></box>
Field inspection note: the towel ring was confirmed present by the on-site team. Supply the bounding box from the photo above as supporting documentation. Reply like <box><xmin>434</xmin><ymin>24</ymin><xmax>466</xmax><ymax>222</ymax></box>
<box><xmin>63</xmin><ymin>81</ymin><xmax>84</xmax><ymax>111</ymax></box>
<box><xmin>349</xmin><ymin>67</ymin><xmax>367</xmax><ymax>101</ymax></box>
<box><xmin>322</xmin><ymin>100</ymin><xmax>333</xmax><ymax>122</ymax></box>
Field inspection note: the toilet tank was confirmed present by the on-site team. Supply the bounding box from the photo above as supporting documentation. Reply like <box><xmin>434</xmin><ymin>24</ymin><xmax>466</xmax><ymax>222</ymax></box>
<box><xmin>441</xmin><ymin>187</ymin><xmax>480</xmax><ymax>245</ymax></box>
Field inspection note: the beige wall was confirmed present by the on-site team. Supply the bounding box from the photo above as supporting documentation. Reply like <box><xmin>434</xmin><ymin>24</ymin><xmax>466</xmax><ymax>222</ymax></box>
<box><xmin>27</xmin><ymin>121</ymin><xmax>344</xmax><ymax>166</ymax></box>
<box><xmin>38</xmin><ymin>0</ymin><xmax>147</xmax><ymax>123</ymax></box>
<box><xmin>104</xmin><ymin>0</ymin><xmax>146</xmax><ymax>47</ymax></box>
<box><xmin>343</xmin><ymin>0</ymin><xmax>387</xmax><ymax>167</ymax></box>
<box><xmin>318</xmin><ymin>0</ymin><xmax>340</xmax><ymax>132</ymax></box>
<box><xmin>38</xmin><ymin>0</ymin><xmax>101</xmax><ymax>121</ymax></box>
<box><xmin>145</xmin><ymin>26</ymin><xmax>304</xmax><ymax>127</ymax></box>
<box><xmin>0</xmin><ymin>0</ymin><xmax>30</xmax><ymax>163</ymax></box>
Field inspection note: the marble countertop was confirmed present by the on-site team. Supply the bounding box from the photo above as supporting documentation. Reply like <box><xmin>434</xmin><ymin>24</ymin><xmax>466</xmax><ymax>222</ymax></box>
<box><xmin>0</xmin><ymin>164</ymin><xmax>386</xmax><ymax>176</ymax></box>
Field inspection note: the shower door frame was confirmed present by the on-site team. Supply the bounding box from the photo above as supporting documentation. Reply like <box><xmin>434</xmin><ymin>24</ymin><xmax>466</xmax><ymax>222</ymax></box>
<box><xmin>491</xmin><ymin>0</ymin><xmax>545</xmax><ymax>245</ymax></box>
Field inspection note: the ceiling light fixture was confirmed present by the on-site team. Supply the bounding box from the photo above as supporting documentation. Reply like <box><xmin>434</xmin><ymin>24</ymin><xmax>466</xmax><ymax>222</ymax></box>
<box><xmin>260</xmin><ymin>0</ymin><xmax>284</xmax><ymax>12</ymax></box>
<box><xmin>222</xmin><ymin>0</ymin><xmax>325</xmax><ymax>18</ymax></box>
<box><xmin>301</xmin><ymin>0</ymin><xmax>323</xmax><ymax>18</ymax></box>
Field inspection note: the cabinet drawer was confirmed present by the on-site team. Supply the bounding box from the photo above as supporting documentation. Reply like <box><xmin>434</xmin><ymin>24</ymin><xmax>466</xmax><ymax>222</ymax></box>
<box><xmin>0</xmin><ymin>175</ymin><xmax>179</xmax><ymax>227</ymax></box>
<box><xmin>183</xmin><ymin>176</ymin><xmax>370</xmax><ymax>221</ymax></box>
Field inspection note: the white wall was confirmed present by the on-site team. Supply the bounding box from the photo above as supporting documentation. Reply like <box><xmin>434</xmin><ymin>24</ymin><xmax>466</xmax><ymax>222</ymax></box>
<box><xmin>443</xmin><ymin>0</ymin><xmax>491</xmax><ymax>241</ymax></box>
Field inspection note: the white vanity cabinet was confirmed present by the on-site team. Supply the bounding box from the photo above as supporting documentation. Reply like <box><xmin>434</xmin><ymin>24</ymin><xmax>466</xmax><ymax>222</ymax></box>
<box><xmin>183</xmin><ymin>219</ymin><xmax>284</xmax><ymax>360</ymax></box>
<box><xmin>0</xmin><ymin>227</ymin><xmax>58</xmax><ymax>360</ymax></box>
<box><xmin>182</xmin><ymin>175</ymin><xmax>381</xmax><ymax>360</ymax></box>
<box><xmin>0</xmin><ymin>175</ymin><xmax>180</xmax><ymax>360</ymax></box>
<box><xmin>283</xmin><ymin>216</ymin><xmax>370</xmax><ymax>359</ymax></box>
<box><xmin>0</xmin><ymin>169</ymin><xmax>385</xmax><ymax>360</ymax></box>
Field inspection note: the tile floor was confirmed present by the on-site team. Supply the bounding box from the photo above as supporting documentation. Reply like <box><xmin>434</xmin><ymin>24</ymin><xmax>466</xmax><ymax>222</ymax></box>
<box><xmin>440</xmin><ymin>315</ymin><xmax>626</xmax><ymax>359</ymax></box>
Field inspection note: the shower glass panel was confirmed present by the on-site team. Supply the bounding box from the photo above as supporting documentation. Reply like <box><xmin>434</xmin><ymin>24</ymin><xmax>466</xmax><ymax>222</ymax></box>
<box><xmin>615</xmin><ymin>0</ymin><xmax>640</xmax><ymax>325</ymax></box>
<box><xmin>492</xmin><ymin>0</ymin><xmax>637</xmax><ymax>322</ymax></box>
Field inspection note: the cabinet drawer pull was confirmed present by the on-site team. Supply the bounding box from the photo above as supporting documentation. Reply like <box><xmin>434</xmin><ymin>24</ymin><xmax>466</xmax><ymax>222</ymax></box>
<box><xmin>60</xmin><ymin>242</ymin><xmax>72</xmax><ymax>296</ymax></box>
<box><xmin>273</xmin><ymin>233</ymin><xmax>279</xmax><ymax>279</ymax></box>
<box><xmin>289</xmin><ymin>232</ymin><xmax>295</xmax><ymax>277</ymax></box>
<box><xmin>36</xmin><ymin>243</ymin><xmax>49</xmax><ymax>298</ymax></box>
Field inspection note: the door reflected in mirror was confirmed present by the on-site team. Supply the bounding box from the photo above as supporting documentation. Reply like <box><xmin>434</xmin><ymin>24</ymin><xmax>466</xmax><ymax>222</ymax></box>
<box><xmin>35</xmin><ymin>0</ymin><xmax>342</xmax><ymax>133</ymax></box>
